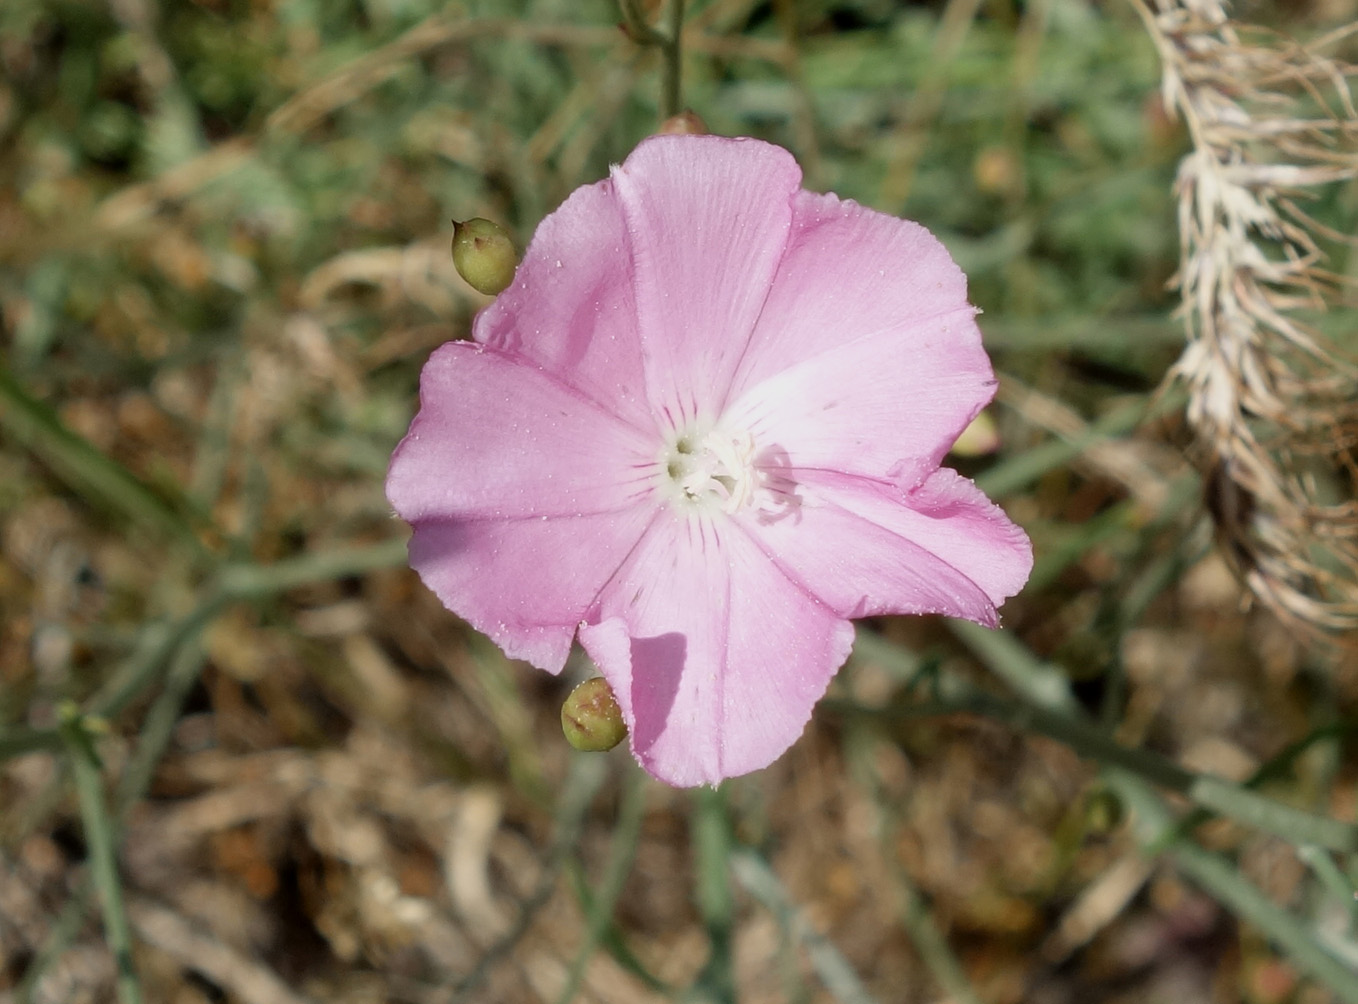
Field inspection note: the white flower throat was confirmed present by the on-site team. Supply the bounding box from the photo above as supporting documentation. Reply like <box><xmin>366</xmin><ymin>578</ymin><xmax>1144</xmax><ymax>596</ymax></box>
<box><xmin>661</xmin><ymin>425</ymin><xmax>760</xmax><ymax>513</ymax></box>
<box><xmin>657</xmin><ymin>421</ymin><xmax>802</xmax><ymax>521</ymax></box>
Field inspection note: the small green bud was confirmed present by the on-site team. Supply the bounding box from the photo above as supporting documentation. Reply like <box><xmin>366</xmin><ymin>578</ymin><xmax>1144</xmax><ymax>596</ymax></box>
<box><xmin>451</xmin><ymin>218</ymin><xmax>518</xmax><ymax>296</ymax></box>
<box><xmin>562</xmin><ymin>677</ymin><xmax>628</xmax><ymax>753</ymax></box>
<box><xmin>1084</xmin><ymin>785</ymin><xmax>1124</xmax><ymax>834</ymax></box>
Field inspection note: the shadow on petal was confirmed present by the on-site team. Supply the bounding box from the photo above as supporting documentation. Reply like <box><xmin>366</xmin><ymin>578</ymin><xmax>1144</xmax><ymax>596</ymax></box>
<box><xmin>624</xmin><ymin>632</ymin><xmax>688</xmax><ymax>763</ymax></box>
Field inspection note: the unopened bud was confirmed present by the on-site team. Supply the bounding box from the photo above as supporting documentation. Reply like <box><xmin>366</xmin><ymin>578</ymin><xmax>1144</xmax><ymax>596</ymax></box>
<box><xmin>561</xmin><ymin>677</ymin><xmax>627</xmax><ymax>753</ymax></box>
<box><xmin>1084</xmin><ymin>785</ymin><xmax>1124</xmax><ymax>834</ymax></box>
<box><xmin>657</xmin><ymin>111</ymin><xmax>707</xmax><ymax>136</ymax></box>
<box><xmin>950</xmin><ymin>411</ymin><xmax>1000</xmax><ymax>457</ymax></box>
<box><xmin>451</xmin><ymin>218</ymin><xmax>517</xmax><ymax>296</ymax></box>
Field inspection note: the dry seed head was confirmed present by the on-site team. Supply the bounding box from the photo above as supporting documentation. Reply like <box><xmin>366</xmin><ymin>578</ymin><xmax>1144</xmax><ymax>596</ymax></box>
<box><xmin>1137</xmin><ymin>0</ymin><xmax>1358</xmax><ymax>632</ymax></box>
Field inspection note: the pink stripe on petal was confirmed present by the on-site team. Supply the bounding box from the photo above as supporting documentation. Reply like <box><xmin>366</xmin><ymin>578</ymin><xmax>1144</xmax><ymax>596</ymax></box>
<box><xmin>738</xmin><ymin>469</ymin><xmax>1032</xmax><ymax>625</ymax></box>
<box><xmin>580</xmin><ymin>511</ymin><xmax>854</xmax><ymax>786</ymax></box>
<box><xmin>724</xmin><ymin>306</ymin><xmax>995</xmax><ymax>486</ymax></box>
<box><xmin>475</xmin><ymin>178</ymin><xmax>653</xmax><ymax>432</ymax></box>
<box><xmin>610</xmin><ymin>135</ymin><xmax>801</xmax><ymax>425</ymax></box>
<box><xmin>408</xmin><ymin>504</ymin><xmax>657</xmax><ymax>674</ymax></box>
<box><xmin>386</xmin><ymin>341</ymin><xmax>654</xmax><ymax>523</ymax></box>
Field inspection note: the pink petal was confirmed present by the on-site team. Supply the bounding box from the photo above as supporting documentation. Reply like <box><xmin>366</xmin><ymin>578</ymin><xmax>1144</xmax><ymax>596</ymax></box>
<box><xmin>579</xmin><ymin>511</ymin><xmax>855</xmax><ymax>786</ymax></box>
<box><xmin>723</xmin><ymin>305</ymin><xmax>994</xmax><ymax>487</ymax></box>
<box><xmin>730</xmin><ymin>190</ymin><xmax>977</xmax><ymax>398</ymax></box>
<box><xmin>474</xmin><ymin>179</ymin><xmax>653</xmax><ymax>432</ymax></box>
<box><xmin>610</xmin><ymin>135</ymin><xmax>801</xmax><ymax>425</ymax></box>
<box><xmin>739</xmin><ymin>468</ymin><xmax>1033</xmax><ymax>626</ymax></box>
<box><xmin>386</xmin><ymin>341</ymin><xmax>654</xmax><ymax>523</ymax></box>
<box><xmin>407</xmin><ymin>505</ymin><xmax>657</xmax><ymax>673</ymax></box>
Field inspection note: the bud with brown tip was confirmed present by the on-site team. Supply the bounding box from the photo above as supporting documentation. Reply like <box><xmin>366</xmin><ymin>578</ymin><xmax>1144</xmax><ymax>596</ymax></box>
<box><xmin>451</xmin><ymin>218</ymin><xmax>518</xmax><ymax>296</ymax></box>
<box><xmin>561</xmin><ymin>677</ymin><xmax>628</xmax><ymax>752</ymax></box>
<box><xmin>657</xmin><ymin>111</ymin><xmax>707</xmax><ymax>136</ymax></box>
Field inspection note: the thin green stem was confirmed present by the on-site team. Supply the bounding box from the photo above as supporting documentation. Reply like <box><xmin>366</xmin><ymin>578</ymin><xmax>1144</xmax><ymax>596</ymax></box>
<box><xmin>5</xmin><ymin>537</ymin><xmax>409</xmax><ymax>769</ymax></box>
<box><xmin>617</xmin><ymin>0</ymin><xmax>685</xmax><ymax>119</ymax></box>
<box><xmin>692</xmin><ymin>785</ymin><xmax>735</xmax><ymax>1004</ymax></box>
<box><xmin>0</xmin><ymin>725</ymin><xmax>63</xmax><ymax>760</ymax></box>
<box><xmin>91</xmin><ymin>606</ymin><xmax>223</xmax><ymax>720</ymax></box>
<box><xmin>451</xmin><ymin>755</ymin><xmax>608</xmax><ymax>1000</ymax></box>
<box><xmin>555</xmin><ymin>766</ymin><xmax>648</xmax><ymax>1004</ymax></box>
<box><xmin>848</xmin><ymin>628</ymin><xmax>1358</xmax><ymax>852</ymax></box>
<box><xmin>731</xmin><ymin>850</ymin><xmax>880</xmax><ymax>1004</ymax></box>
<box><xmin>1297</xmin><ymin>845</ymin><xmax>1358</xmax><ymax>930</ymax></box>
<box><xmin>946</xmin><ymin>619</ymin><xmax>1081</xmax><ymax>714</ymax></box>
<box><xmin>833</xmin><ymin>687</ymin><xmax>1358</xmax><ymax>853</ymax></box>
<box><xmin>960</xmin><ymin>624</ymin><xmax>1358</xmax><ymax>851</ymax></box>
<box><xmin>115</xmin><ymin>637</ymin><xmax>209</xmax><ymax>819</ymax></box>
<box><xmin>60</xmin><ymin>711</ymin><xmax>144</xmax><ymax>1004</ymax></box>
<box><xmin>1154</xmin><ymin>720</ymin><xmax>1358</xmax><ymax>852</ymax></box>
<box><xmin>842</xmin><ymin>727</ymin><xmax>984</xmax><ymax>1004</ymax></box>
<box><xmin>662</xmin><ymin>0</ymin><xmax>685</xmax><ymax>119</ymax></box>
<box><xmin>1116</xmin><ymin>776</ymin><xmax>1358</xmax><ymax>1004</ymax></box>
<box><xmin>216</xmin><ymin>537</ymin><xmax>409</xmax><ymax>599</ymax></box>
<box><xmin>10</xmin><ymin>536</ymin><xmax>414</xmax><ymax>998</ymax></box>
<box><xmin>889</xmin><ymin>864</ymin><xmax>983</xmax><ymax>1004</ymax></box>
<box><xmin>849</xmin><ymin>626</ymin><xmax>1358</xmax><ymax>999</ymax></box>
<box><xmin>617</xmin><ymin>0</ymin><xmax>665</xmax><ymax>46</ymax></box>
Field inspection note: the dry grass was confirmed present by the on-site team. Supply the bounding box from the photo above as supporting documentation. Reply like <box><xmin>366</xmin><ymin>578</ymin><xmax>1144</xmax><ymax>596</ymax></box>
<box><xmin>1138</xmin><ymin>0</ymin><xmax>1358</xmax><ymax>632</ymax></box>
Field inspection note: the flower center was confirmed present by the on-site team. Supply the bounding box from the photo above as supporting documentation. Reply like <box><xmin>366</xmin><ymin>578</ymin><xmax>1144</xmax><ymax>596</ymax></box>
<box><xmin>661</xmin><ymin>426</ymin><xmax>761</xmax><ymax>513</ymax></box>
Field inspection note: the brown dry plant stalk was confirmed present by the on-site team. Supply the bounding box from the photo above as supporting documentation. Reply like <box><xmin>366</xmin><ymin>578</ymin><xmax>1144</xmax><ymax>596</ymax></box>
<box><xmin>1135</xmin><ymin>0</ymin><xmax>1358</xmax><ymax>632</ymax></box>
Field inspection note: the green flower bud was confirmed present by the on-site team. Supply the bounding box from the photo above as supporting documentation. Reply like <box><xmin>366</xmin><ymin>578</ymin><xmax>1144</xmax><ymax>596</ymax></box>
<box><xmin>1084</xmin><ymin>785</ymin><xmax>1124</xmax><ymax>834</ymax></box>
<box><xmin>561</xmin><ymin>677</ymin><xmax>628</xmax><ymax>753</ymax></box>
<box><xmin>451</xmin><ymin>218</ymin><xmax>518</xmax><ymax>296</ymax></box>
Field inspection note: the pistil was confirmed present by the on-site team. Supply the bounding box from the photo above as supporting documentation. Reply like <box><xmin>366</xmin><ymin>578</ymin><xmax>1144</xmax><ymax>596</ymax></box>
<box><xmin>661</xmin><ymin>426</ymin><xmax>759</xmax><ymax>514</ymax></box>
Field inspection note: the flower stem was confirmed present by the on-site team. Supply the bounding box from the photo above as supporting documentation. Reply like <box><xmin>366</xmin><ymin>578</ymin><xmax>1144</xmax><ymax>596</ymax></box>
<box><xmin>662</xmin><ymin>0</ymin><xmax>685</xmax><ymax>119</ymax></box>
<box><xmin>554</xmin><ymin>766</ymin><xmax>649</xmax><ymax>1004</ymax></box>
<box><xmin>618</xmin><ymin>0</ymin><xmax>686</xmax><ymax>119</ymax></box>
<box><xmin>692</xmin><ymin>784</ymin><xmax>735</xmax><ymax>1003</ymax></box>
<box><xmin>617</xmin><ymin>0</ymin><xmax>665</xmax><ymax>46</ymax></box>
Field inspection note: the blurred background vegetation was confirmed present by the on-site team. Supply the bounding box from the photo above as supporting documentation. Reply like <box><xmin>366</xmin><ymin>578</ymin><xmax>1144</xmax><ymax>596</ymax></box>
<box><xmin>2</xmin><ymin>0</ymin><xmax>1358</xmax><ymax>1002</ymax></box>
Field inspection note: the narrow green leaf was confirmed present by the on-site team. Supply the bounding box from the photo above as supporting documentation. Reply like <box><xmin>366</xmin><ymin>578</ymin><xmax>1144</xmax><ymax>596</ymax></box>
<box><xmin>0</xmin><ymin>365</ymin><xmax>206</xmax><ymax>549</ymax></box>
<box><xmin>732</xmin><ymin>850</ymin><xmax>882</xmax><ymax>1004</ymax></box>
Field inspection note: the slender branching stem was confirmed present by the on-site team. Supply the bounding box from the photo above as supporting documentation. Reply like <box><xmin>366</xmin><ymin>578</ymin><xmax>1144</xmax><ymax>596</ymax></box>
<box><xmin>618</xmin><ymin>0</ymin><xmax>686</xmax><ymax>119</ymax></box>
<box><xmin>617</xmin><ymin>0</ymin><xmax>664</xmax><ymax>46</ymax></box>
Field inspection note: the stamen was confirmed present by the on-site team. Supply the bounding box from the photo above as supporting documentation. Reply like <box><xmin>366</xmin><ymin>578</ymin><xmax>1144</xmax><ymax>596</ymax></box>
<box><xmin>661</xmin><ymin>426</ymin><xmax>762</xmax><ymax>514</ymax></box>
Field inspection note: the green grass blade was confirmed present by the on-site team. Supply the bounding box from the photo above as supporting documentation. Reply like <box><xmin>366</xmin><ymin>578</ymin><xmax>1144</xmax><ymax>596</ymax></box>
<box><xmin>0</xmin><ymin>365</ymin><xmax>209</xmax><ymax>550</ymax></box>
<box><xmin>555</xmin><ymin>765</ymin><xmax>648</xmax><ymax>1004</ymax></box>
<box><xmin>1117</xmin><ymin>776</ymin><xmax>1358</xmax><ymax>1003</ymax></box>
<box><xmin>60</xmin><ymin>709</ymin><xmax>145</xmax><ymax>1004</ymax></box>
<box><xmin>732</xmin><ymin>849</ymin><xmax>882</xmax><ymax>1004</ymax></box>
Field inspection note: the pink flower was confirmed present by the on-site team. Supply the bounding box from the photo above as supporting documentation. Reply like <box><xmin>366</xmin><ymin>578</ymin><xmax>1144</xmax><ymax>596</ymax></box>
<box><xmin>386</xmin><ymin>135</ymin><xmax>1032</xmax><ymax>786</ymax></box>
